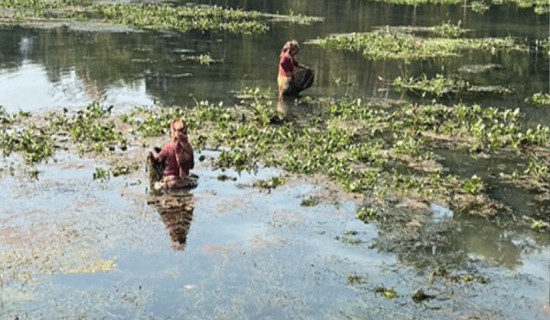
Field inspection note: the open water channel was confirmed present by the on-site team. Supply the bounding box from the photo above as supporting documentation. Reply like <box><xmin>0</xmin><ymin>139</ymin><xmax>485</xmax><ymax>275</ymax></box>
<box><xmin>0</xmin><ymin>1</ymin><xmax>548</xmax><ymax>319</ymax></box>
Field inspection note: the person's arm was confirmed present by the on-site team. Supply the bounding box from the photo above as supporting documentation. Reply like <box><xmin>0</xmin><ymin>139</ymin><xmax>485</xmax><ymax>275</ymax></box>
<box><xmin>292</xmin><ymin>57</ymin><xmax>310</xmax><ymax>70</ymax></box>
<box><xmin>150</xmin><ymin>145</ymin><xmax>167</xmax><ymax>162</ymax></box>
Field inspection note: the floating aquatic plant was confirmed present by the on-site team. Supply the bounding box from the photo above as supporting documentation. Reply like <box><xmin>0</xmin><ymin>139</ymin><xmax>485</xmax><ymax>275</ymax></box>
<box><xmin>433</xmin><ymin>21</ymin><xmax>465</xmax><ymax>38</ymax></box>
<box><xmin>0</xmin><ymin>1</ymin><xmax>314</xmax><ymax>35</ymax></box>
<box><xmin>374</xmin><ymin>285</ymin><xmax>397</xmax><ymax>299</ymax></box>
<box><xmin>253</xmin><ymin>176</ymin><xmax>286</xmax><ymax>192</ymax></box>
<box><xmin>0</xmin><ymin>92</ymin><xmax>547</xmax><ymax>220</ymax></box>
<box><xmin>393</xmin><ymin>74</ymin><xmax>512</xmax><ymax>98</ymax></box>
<box><xmin>315</xmin><ymin>29</ymin><xmax>521</xmax><ymax>61</ymax></box>
<box><xmin>358</xmin><ymin>0</ymin><xmax>548</xmax><ymax>15</ymax></box>
<box><xmin>460</xmin><ymin>175</ymin><xmax>484</xmax><ymax>195</ymax></box>
<box><xmin>526</xmin><ymin>92</ymin><xmax>550</xmax><ymax>107</ymax></box>
<box><xmin>93</xmin><ymin>166</ymin><xmax>110</xmax><ymax>181</ymax></box>
<box><xmin>471</xmin><ymin>1</ymin><xmax>491</xmax><ymax>13</ymax></box>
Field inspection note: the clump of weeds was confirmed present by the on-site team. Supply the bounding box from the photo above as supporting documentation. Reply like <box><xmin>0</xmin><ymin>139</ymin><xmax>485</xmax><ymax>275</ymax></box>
<box><xmin>347</xmin><ymin>274</ymin><xmax>368</xmax><ymax>285</ymax></box>
<box><xmin>0</xmin><ymin>91</ymin><xmax>548</xmax><ymax>225</ymax></box>
<box><xmin>393</xmin><ymin>74</ymin><xmax>512</xmax><ymax>98</ymax></box>
<box><xmin>253</xmin><ymin>176</ymin><xmax>286</xmax><ymax>192</ymax></box>
<box><xmin>301</xmin><ymin>196</ymin><xmax>321</xmax><ymax>207</ymax></box>
<box><xmin>0</xmin><ymin>1</ymin><xmax>318</xmax><ymax>35</ymax></box>
<box><xmin>373</xmin><ymin>285</ymin><xmax>397</xmax><ymax>299</ymax></box>
<box><xmin>526</xmin><ymin>92</ymin><xmax>550</xmax><ymax>107</ymax></box>
<box><xmin>315</xmin><ymin>27</ymin><xmax>522</xmax><ymax>62</ymax></box>
<box><xmin>354</xmin><ymin>0</ymin><xmax>548</xmax><ymax>15</ymax></box>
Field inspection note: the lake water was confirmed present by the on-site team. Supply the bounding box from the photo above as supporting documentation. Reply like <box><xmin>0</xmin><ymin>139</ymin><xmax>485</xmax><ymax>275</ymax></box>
<box><xmin>0</xmin><ymin>1</ymin><xmax>549</xmax><ymax>319</ymax></box>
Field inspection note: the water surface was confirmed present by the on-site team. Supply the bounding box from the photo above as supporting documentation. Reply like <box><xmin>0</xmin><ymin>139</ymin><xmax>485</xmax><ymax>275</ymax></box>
<box><xmin>0</xmin><ymin>1</ymin><xmax>548</xmax><ymax>319</ymax></box>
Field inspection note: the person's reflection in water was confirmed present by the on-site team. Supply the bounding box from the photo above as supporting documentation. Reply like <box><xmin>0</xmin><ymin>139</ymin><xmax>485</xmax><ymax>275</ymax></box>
<box><xmin>147</xmin><ymin>191</ymin><xmax>194</xmax><ymax>251</ymax></box>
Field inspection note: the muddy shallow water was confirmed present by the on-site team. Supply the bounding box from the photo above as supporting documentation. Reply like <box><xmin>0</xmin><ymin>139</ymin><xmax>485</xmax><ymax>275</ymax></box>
<box><xmin>0</xmin><ymin>0</ymin><xmax>549</xmax><ymax>319</ymax></box>
<box><xmin>1</xmin><ymin>150</ymin><xmax>548</xmax><ymax>319</ymax></box>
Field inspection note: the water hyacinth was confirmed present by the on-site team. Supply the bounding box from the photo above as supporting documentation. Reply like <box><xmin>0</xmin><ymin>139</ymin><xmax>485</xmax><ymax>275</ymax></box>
<box><xmin>0</xmin><ymin>1</ymin><xmax>317</xmax><ymax>34</ymax></box>
<box><xmin>315</xmin><ymin>28</ymin><xmax>522</xmax><ymax>62</ymax></box>
<box><xmin>358</xmin><ymin>0</ymin><xmax>549</xmax><ymax>15</ymax></box>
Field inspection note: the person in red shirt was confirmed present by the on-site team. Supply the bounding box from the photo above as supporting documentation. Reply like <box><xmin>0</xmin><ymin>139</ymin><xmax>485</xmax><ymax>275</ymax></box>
<box><xmin>149</xmin><ymin>119</ymin><xmax>195</xmax><ymax>190</ymax></box>
<box><xmin>277</xmin><ymin>40</ymin><xmax>314</xmax><ymax>99</ymax></box>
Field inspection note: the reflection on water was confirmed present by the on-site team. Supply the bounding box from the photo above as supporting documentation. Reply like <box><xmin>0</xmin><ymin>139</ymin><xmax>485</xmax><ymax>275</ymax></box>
<box><xmin>0</xmin><ymin>2</ymin><xmax>547</xmax><ymax>115</ymax></box>
<box><xmin>147</xmin><ymin>192</ymin><xmax>195</xmax><ymax>251</ymax></box>
<box><xmin>0</xmin><ymin>2</ymin><xmax>548</xmax><ymax>317</ymax></box>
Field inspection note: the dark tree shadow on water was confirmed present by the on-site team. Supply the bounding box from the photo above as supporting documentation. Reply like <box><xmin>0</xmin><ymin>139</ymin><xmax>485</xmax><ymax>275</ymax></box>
<box><xmin>147</xmin><ymin>192</ymin><xmax>194</xmax><ymax>251</ymax></box>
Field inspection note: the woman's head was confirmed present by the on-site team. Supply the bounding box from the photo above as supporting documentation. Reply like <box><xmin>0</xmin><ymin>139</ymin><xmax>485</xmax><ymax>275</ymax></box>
<box><xmin>281</xmin><ymin>40</ymin><xmax>300</xmax><ymax>57</ymax></box>
<box><xmin>170</xmin><ymin>119</ymin><xmax>188</xmax><ymax>142</ymax></box>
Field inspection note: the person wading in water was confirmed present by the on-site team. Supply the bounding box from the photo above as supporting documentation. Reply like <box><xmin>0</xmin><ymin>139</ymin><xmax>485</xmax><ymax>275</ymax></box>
<box><xmin>149</xmin><ymin>118</ymin><xmax>196</xmax><ymax>190</ymax></box>
<box><xmin>277</xmin><ymin>40</ymin><xmax>314</xmax><ymax>100</ymax></box>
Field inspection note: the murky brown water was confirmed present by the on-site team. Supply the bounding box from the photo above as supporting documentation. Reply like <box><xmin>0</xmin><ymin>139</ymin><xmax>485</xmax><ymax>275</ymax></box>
<box><xmin>0</xmin><ymin>1</ymin><xmax>549</xmax><ymax>319</ymax></box>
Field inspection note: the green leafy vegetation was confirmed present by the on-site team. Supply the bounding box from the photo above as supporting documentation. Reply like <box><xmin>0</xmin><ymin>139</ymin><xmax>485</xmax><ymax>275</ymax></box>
<box><xmin>253</xmin><ymin>176</ymin><xmax>286</xmax><ymax>191</ymax></box>
<box><xmin>359</xmin><ymin>0</ymin><xmax>549</xmax><ymax>15</ymax></box>
<box><xmin>526</xmin><ymin>92</ymin><xmax>550</xmax><ymax>107</ymax></box>
<box><xmin>0</xmin><ymin>91</ymin><xmax>548</xmax><ymax>219</ymax></box>
<box><xmin>374</xmin><ymin>285</ymin><xmax>397</xmax><ymax>299</ymax></box>
<box><xmin>315</xmin><ymin>28</ymin><xmax>521</xmax><ymax>62</ymax></box>
<box><xmin>460</xmin><ymin>175</ymin><xmax>484</xmax><ymax>195</ymax></box>
<box><xmin>0</xmin><ymin>1</ymin><xmax>316</xmax><ymax>34</ymax></box>
<box><xmin>393</xmin><ymin>74</ymin><xmax>512</xmax><ymax>98</ymax></box>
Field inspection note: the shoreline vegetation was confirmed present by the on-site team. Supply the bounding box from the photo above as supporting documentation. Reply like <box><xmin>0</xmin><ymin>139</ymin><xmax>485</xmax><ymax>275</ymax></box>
<box><xmin>362</xmin><ymin>0</ymin><xmax>549</xmax><ymax>15</ymax></box>
<box><xmin>0</xmin><ymin>0</ymin><xmax>319</xmax><ymax>34</ymax></box>
<box><xmin>0</xmin><ymin>1</ymin><xmax>546</xmax><ymax>36</ymax></box>
<box><xmin>1</xmin><ymin>95</ymin><xmax>548</xmax><ymax>223</ymax></box>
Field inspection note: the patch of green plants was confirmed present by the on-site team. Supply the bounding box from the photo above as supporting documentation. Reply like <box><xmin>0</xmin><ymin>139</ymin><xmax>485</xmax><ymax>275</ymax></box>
<box><xmin>374</xmin><ymin>285</ymin><xmax>397</xmax><ymax>299</ymax></box>
<box><xmin>0</xmin><ymin>1</ymin><xmax>316</xmax><ymax>35</ymax></box>
<box><xmin>93</xmin><ymin>166</ymin><xmax>110</xmax><ymax>181</ymax></box>
<box><xmin>0</xmin><ymin>124</ymin><xmax>54</xmax><ymax>164</ymax></box>
<box><xmin>282</xmin><ymin>9</ymin><xmax>322</xmax><ymax>25</ymax></box>
<box><xmin>111</xmin><ymin>162</ymin><xmax>140</xmax><ymax>177</ymax></box>
<box><xmin>357</xmin><ymin>206</ymin><xmax>378</xmax><ymax>223</ymax></box>
<box><xmin>538</xmin><ymin>38</ymin><xmax>550</xmax><ymax>56</ymax></box>
<box><xmin>301</xmin><ymin>196</ymin><xmax>321</xmax><ymax>207</ymax></box>
<box><xmin>450</xmin><ymin>273</ymin><xmax>489</xmax><ymax>284</ymax></box>
<box><xmin>471</xmin><ymin>1</ymin><xmax>491</xmax><ymax>13</ymax></box>
<box><xmin>460</xmin><ymin>175</ymin><xmax>483</xmax><ymax>195</ymax></box>
<box><xmin>72</xmin><ymin>3</ymin><xmax>269</xmax><ymax>34</ymax></box>
<box><xmin>1</xmin><ymin>91</ymin><xmax>547</xmax><ymax>221</ymax></box>
<box><xmin>358</xmin><ymin>0</ymin><xmax>548</xmax><ymax>15</ymax></box>
<box><xmin>393</xmin><ymin>74</ymin><xmax>512</xmax><ymax>98</ymax></box>
<box><xmin>252</xmin><ymin>176</ymin><xmax>286</xmax><ymax>191</ymax></box>
<box><xmin>433</xmin><ymin>21</ymin><xmax>465</xmax><ymax>38</ymax></box>
<box><xmin>530</xmin><ymin>219</ymin><xmax>549</xmax><ymax>232</ymax></box>
<box><xmin>315</xmin><ymin>28</ymin><xmax>521</xmax><ymax>62</ymax></box>
<box><xmin>524</xmin><ymin>155</ymin><xmax>549</xmax><ymax>184</ymax></box>
<box><xmin>526</xmin><ymin>92</ymin><xmax>550</xmax><ymax>107</ymax></box>
<box><xmin>48</xmin><ymin>102</ymin><xmax>125</xmax><ymax>153</ymax></box>
<box><xmin>181</xmin><ymin>54</ymin><xmax>215</xmax><ymax>65</ymax></box>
